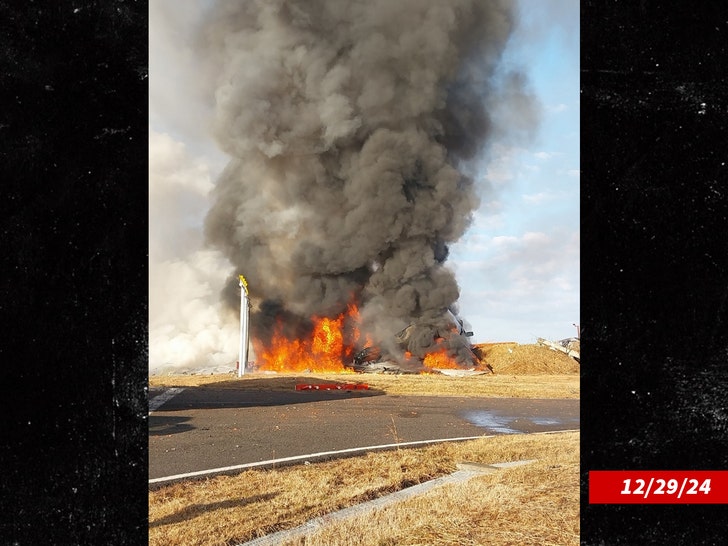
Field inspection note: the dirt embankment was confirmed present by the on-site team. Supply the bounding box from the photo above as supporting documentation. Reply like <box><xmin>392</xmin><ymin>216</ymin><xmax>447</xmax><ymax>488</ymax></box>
<box><xmin>473</xmin><ymin>342</ymin><xmax>580</xmax><ymax>375</ymax></box>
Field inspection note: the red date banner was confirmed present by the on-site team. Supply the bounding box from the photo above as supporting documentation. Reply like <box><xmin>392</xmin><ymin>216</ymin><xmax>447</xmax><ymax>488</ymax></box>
<box><xmin>589</xmin><ymin>471</ymin><xmax>728</xmax><ymax>504</ymax></box>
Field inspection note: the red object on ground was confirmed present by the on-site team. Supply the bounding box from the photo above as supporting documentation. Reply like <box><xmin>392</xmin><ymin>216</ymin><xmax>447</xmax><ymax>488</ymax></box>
<box><xmin>295</xmin><ymin>383</ymin><xmax>369</xmax><ymax>391</ymax></box>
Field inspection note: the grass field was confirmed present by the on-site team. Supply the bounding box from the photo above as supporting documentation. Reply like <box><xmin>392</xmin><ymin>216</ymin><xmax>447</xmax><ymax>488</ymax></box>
<box><xmin>150</xmin><ymin>431</ymin><xmax>579</xmax><ymax>546</ymax></box>
<box><xmin>149</xmin><ymin>371</ymin><xmax>579</xmax><ymax>399</ymax></box>
<box><xmin>150</xmin><ymin>366</ymin><xmax>580</xmax><ymax>545</ymax></box>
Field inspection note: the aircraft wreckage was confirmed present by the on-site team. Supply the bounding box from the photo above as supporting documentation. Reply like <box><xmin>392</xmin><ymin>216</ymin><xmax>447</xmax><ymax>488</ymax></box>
<box><xmin>349</xmin><ymin>310</ymin><xmax>493</xmax><ymax>375</ymax></box>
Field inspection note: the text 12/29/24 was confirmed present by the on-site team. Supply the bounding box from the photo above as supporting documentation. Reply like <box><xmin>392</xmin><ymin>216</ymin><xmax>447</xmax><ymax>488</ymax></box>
<box><xmin>590</xmin><ymin>471</ymin><xmax>728</xmax><ymax>504</ymax></box>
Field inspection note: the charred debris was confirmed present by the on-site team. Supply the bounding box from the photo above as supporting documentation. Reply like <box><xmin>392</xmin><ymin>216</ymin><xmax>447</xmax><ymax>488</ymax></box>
<box><xmin>350</xmin><ymin>310</ymin><xmax>494</xmax><ymax>375</ymax></box>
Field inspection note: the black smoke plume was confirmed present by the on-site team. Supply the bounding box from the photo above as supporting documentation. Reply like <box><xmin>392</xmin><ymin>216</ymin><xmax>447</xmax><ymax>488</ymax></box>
<box><xmin>201</xmin><ymin>0</ymin><xmax>528</xmax><ymax>366</ymax></box>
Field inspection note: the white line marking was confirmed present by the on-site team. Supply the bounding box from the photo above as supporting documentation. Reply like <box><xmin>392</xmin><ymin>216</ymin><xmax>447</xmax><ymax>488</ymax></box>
<box><xmin>149</xmin><ymin>387</ymin><xmax>184</xmax><ymax>413</ymax></box>
<box><xmin>149</xmin><ymin>430</ymin><xmax>579</xmax><ymax>485</ymax></box>
<box><xmin>149</xmin><ymin>436</ymin><xmax>492</xmax><ymax>484</ymax></box>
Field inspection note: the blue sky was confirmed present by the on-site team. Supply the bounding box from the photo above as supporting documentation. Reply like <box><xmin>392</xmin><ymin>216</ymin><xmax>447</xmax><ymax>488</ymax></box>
<box><xmin>449</xmin><ymin>0</ymin><xmax>579</xmax><ymax>342</ymax></box>
<box><xmin>148</xmin><ymin>0</ymin><xmax>579</xmax><ymax>371</ymax></box>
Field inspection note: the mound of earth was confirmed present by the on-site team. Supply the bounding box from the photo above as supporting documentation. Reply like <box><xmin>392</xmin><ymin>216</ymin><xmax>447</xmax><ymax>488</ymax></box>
<box><xmin>473</xmin><ymin>342</ymin><xmax>580</xmax><ymax>375</ymax></box>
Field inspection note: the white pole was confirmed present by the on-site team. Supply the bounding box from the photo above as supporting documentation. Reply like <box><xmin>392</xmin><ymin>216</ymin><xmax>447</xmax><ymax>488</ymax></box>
<box><xmin>238</xmin><ymin>275</ymin><xmax>249</xmax><ymax>377</ymax></box>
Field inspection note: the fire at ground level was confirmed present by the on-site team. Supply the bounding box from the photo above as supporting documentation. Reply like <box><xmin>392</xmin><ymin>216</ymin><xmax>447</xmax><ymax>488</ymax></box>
<box><xmin>241</xmin><ymin>295</ymin><xmax>581</xmax><ymax>376</ymax></box>
<box><xmin>240</xmin><ymin>338</ymin><xmax>580</xmax><ymax>376</ymax></box>
<box><xmin>247</xmin><ymin>305</ymin><xmax>495</xmax><ymax>375</ymax></box>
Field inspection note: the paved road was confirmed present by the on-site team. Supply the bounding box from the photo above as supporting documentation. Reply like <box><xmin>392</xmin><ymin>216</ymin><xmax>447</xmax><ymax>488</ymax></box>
<box><xmin>149</xmin><ymin>387</ymin><xmax>579</xmax><ymax>481</ymax></box>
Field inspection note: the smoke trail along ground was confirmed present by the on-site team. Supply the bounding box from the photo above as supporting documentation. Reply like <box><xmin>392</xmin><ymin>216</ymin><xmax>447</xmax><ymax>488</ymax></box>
<box><xmin>200</xmin><ymin>0</ymin><xmax>533</xmax><ymax>365</ymax></box>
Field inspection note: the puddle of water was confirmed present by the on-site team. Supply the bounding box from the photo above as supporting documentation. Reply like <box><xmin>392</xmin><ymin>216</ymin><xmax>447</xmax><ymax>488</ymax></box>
<box><xmin>531</xmin><ymin>417</ymin><xmax>561</xmax><ymax>426</ymax></box>
<box><xmin>462</xmin><ymin>410</ymin><xmax>520</xmax><ymax>434</ymax></box>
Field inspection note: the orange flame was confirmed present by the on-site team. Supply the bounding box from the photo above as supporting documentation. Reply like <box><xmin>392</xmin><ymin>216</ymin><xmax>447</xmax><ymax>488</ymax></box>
<box><xmin>423</xmin><ymin>346</ymin><xmax>462</xmax><ymax>370</ymax></box>
<box><xmin>346</xmin><ymin>302</ymin><xmax>374</xmax><ymax>348</ymax></box>
<box><xmin>252</xmin><ymin>303</ymin><xmax>472</xmax><ymax>374</ymax></box>
<box><xmin>253</xmin><ymin>304</ymin><xmax>368</xmax><ymax>373</ymax></box>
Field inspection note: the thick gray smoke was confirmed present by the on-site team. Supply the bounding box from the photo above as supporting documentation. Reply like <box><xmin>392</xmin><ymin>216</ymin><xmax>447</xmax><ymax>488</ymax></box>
<box><xmin>200</xmin><ymin>0</ymin><xmax>524</xmax><ymax>366</ymax></box>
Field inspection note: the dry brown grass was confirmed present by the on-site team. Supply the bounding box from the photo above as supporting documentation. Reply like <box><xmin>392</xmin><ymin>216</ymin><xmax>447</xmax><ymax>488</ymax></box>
<box><xmin>149</xmin><ymin>372</ymin><xmax>579</xmax><ymax>399</ymax></box>
<box><xmin>149</xmin><ymin>431</ymin><xmax>578</xmax><ymax>546</ymax></box>
<box><xmin>474</xmin><ymin>342</ymin><xmax>580</xmax><ymax>375</ymax></box>
<box><xmin>292</xmin><ymin>433</ymin><xmax>579</xmax><ymax>546</ymax></box>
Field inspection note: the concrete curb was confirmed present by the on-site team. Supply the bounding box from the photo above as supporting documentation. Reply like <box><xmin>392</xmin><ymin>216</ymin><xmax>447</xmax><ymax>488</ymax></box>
<box><xmin>236</xmin><ymin>459</ymin><xmax>538</xmax><ymax>546</ymax></box>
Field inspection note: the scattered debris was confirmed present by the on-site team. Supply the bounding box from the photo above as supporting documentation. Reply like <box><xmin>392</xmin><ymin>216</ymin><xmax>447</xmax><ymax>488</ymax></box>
<box><xmin>432</xmin><ymin>368</ymin><xmax>491</xmax><ymax>377</ymax></box>
<box><xmin>349</xmin><ymin>358</ymin><xmax>493</xmax><ymax>375</ymax></box>
<box><xmin>537</xmin><ymin>337</ymin><xmax>580</xmax><ymax>362</ymax></box>
<box><xmin>349</xmin><ymin>360</ymin><xmax>421</xmax><ymax>374</ymax></box>
<box><xmin>347</xmin><ymin>309</ymin><xmax>489</xmax><ymax>375</ymax></box>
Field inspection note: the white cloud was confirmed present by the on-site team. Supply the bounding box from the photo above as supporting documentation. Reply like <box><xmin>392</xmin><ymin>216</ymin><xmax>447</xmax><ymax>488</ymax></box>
<box><xmin>150</xmin><ymin>130</ymin><xmax>213</xmax><ymax>196</ymax></box>
<box><xmin>521</xmin><ymin>189</ymin><xmax>573</xmax><ymax>204</ymax></box>
<box><xmin>453</xmin><ymin>228</ymin><xmax>579</xmax><ymax>343</ymax></box>
<box><xmin>522</xmin><ymin>191</ymin><xmax>551</xmax><ymax>204</ymax></box>
<box><xmin>534</xmin><ymin>151</ymin><xmax>559</xmax><ymax>160</ymax></box>
<box><xmin>522</xmin><ymin>231</ymin><xmax>551</xmax><ymax>244</ymax></box>
<box><xmin>546</xmin><ymin>103</ymin><xmax>568</xmax><ymax>114</ymax></box>
<box><xmin>491</xmin><ymin>235</ymin><xmax>520</xmax><ymax>247</ymax></box>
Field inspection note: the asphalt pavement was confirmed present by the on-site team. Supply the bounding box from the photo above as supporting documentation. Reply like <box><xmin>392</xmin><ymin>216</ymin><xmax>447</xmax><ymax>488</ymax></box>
<box><xmin>149</xmin><ymin>386</ymin><xmax>579</xmax><ymax>481</ymax></box>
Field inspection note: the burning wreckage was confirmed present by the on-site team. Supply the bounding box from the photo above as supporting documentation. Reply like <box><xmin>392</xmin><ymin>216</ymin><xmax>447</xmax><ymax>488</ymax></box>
<box><xmin>246</xmin><ymin>302</ymin><xmax>493</xmax><ymax>375</ymax></box>
<box><xmin>350</xmin><ymin>310</ymin><xmax>493</xmax><ymax>375</ymax></box>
